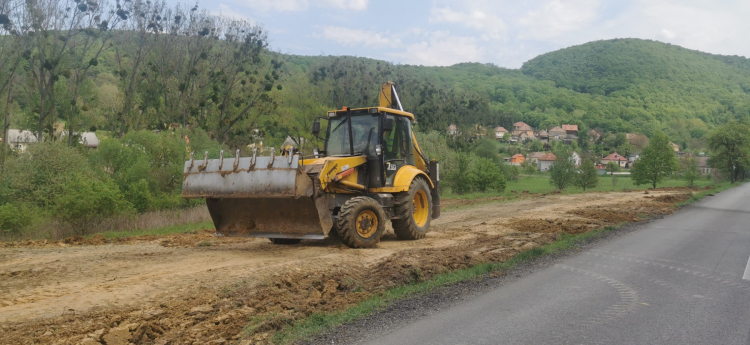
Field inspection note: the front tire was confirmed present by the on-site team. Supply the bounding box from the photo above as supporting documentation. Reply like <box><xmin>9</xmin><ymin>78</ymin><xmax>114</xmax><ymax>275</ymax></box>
<box><xmin>336</xmin><ymin>197</ymin><xmax>385</xmax><ymax>248</ymax></box>
<box><xmin>392</xmin><ymin>178</ymin><xmax>432</xmax><ymax>240</ymax></box>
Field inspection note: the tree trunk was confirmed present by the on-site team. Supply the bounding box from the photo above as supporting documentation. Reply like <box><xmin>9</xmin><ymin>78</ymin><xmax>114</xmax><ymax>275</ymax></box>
<box><xmin>3</xmin><ymin>88</ymin><xmax>11</xmax><ymax>150</ymax></box>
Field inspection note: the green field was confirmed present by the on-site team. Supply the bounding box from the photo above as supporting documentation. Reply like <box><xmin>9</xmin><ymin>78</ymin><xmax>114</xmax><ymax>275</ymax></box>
<box><xmin>443</xmin><ymin>174</ymin><xmax>719</xmax><ymax>200</ymax></box>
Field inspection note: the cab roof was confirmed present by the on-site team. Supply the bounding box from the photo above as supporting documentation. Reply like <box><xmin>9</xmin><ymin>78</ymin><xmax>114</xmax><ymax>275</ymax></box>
<box><xmin>327</xmin><ymin>107</ymin><xmax>415</xmax><ymax>121</ymax></box>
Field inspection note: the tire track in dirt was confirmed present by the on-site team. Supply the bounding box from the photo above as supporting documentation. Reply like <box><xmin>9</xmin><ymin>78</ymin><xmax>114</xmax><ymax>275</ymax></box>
<box><xmin>0</xmin><ymin>189</ymin><xmax>694</xmax><ymax>344</ymax></box>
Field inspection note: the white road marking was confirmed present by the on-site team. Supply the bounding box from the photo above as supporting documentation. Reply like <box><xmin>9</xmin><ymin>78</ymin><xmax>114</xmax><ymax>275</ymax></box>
<box><xmin>743</xmin><ymin>255</ymin><xmax>750</xmax><ymax>281</ymax></box>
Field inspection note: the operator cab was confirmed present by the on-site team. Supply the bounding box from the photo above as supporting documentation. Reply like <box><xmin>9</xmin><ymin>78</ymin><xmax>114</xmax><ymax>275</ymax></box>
<box><xmin>315</xmin><ymin>107</ymin><xmax>416</xmax><ymax>189</ymax></box>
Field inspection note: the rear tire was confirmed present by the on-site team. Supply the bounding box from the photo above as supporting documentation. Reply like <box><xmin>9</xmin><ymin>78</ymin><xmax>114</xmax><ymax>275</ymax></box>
<box><xmin>392</xmin><ymin>178</ymin><xmax>432</xmax><ymax>240</ymax></box>
<box><xmin>269</xmin><ymin>238</ymin><xmax>302</xmax><ymax>245</ymax></box>
<box><xmin>336</xmin><ymin>197</ymin><xmax>385</xmax><ymax>248</ymax></box>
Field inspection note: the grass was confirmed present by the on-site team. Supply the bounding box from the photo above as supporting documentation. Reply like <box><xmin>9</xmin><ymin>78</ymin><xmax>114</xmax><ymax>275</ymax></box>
<box><xmin>88</xmin><ymin>221</ymin><xmax>214</xmax><ymax>239</ymax></box>
<box><xmin>443</xmin><ymin>175</ymin><xmax>722</xmax><ymax>200</ymax></box>
<box><xmin>271</xmin><ymin>181</ymin><xmax>738</xmax><ymax>344</ymax></box>
<box><xmin>673</xmin><ymin>181</ymin><xmax>734</xmax><ymax>207</ymax></box>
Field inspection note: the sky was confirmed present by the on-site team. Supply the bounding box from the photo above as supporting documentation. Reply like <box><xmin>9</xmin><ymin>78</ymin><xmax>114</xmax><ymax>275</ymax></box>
<box><xmin>168</xmin><ymin>0</ymin><xmax>750</xmax><ymax>68</ymax></box>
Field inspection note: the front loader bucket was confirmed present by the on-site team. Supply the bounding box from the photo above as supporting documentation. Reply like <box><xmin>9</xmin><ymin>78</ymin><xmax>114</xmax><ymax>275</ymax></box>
<box><xmin>182</xmin><ymin>152</ymin><xmax>332</xmax><ymax>239</ymax></box>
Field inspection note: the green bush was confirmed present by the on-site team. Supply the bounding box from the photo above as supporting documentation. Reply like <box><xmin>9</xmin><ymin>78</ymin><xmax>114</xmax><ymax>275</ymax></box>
<box><xmin>472</xmin><ymin>157</ymin><xmax>507</xmax><ymax>192</ymax></box>
<box><xmin>53</xmin><ymin>173</ymin><xmax>133</xmax><ymax>234</ymax></box>
<box><xmin>0</xmin><ymin>203</ymin><xmax>33</xmax><ymax>235</ymax></box>
<box><xmin>0</xmin><ymin>141</ymin><xmax>98</xmax><ymax>207</ymax></box>
<box><xmin>126</xmin><ymin>179</ymin><xmax>153</xmax><ymax>213</ymax></box>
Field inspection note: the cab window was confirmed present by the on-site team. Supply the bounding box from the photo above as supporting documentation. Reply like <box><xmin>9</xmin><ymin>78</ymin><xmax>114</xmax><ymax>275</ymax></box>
<box><xmin>382</xmin><ymin>115</ymin><xmax>414</xmax><ymax>185</ymax></box>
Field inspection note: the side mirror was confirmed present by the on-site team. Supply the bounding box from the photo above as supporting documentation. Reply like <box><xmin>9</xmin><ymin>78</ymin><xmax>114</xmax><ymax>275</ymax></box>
<box><xmin>383</xmin><ymin>117</ymin><xmax>394</xmax><ymax>132</ymax></box>
<box><xmin>312</xmin><ymin>120</ymin><xmax>321</xmax><ymax>135</ymax></box>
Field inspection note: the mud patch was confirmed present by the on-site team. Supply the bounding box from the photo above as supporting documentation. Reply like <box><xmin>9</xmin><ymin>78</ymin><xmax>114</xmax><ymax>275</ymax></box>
<box><xmin>507</xmin><ymin>218</ymin><xmax>599</xmax><ymax>234</ymax></box>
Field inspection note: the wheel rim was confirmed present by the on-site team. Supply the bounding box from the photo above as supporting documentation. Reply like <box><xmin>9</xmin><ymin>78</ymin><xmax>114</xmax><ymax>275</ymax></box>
<box><xmin>356</xmin><ymin>210</ymin><xmax>378</xmax><ymax>238</ymax></box>
<box><xmin>413</xmin><ymin>190</ymin><xmax>429</xmax><ymax>227</ymax></box>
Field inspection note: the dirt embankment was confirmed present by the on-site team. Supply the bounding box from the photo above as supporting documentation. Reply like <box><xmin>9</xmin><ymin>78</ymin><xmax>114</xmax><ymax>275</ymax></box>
<box><xmin>0</xmin><ymin>189</ymin><xmax>694</xmax><ymax>345</ymax></box>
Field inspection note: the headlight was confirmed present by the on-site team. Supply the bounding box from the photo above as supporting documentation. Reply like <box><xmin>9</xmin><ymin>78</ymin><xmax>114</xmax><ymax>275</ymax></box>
<box><xmin>328</xmin><ymin>112</ymin><xmax>336</xmax><ymax>118</ymax></box>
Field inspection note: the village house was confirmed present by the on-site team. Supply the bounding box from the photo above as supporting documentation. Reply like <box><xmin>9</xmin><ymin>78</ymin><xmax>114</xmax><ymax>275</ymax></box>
<box><xmin>526</xmin><ymin>151</ymin><xmax>547</xmax><ymax>164</ymax></box>
<box><xmin>472</xmin><ymin>124</ymin><xmax>487</xmax><ymax>138</ymax></box>
<box><xmin>61</xmin><ymin>131</ymin><xmax>100</xmax><ymax>149</ymax></box>
<box><xmin>588</xmin><ymin>129</ymin><xmax>602</xmax><ymax>142</ymax></box>
<box><xmin>512</xmin><ymin>121</ymin><xmax>535</xmax><ymax>141</ymax></box>
<box><xmin>571</xmin><ymin>151</ymin><xmax>582</xmax><ymax>166</ymax></box>
<box><xmin>628</xmin><ymin>152</ymin><xmax>640</xmax><ymax>164</ymax></box>
<box><xmin>670</xmin><ymin>142</ymin><xmax>680</xmax><ymax>153</ymax></box>
<box><xmin>495</xmin><ymin>126</ymin><xmax>508</xmax><ymax>140</ymax></box>
<box><xmin>562</xmin><ymin>124</ymin><xmax>578</xmax><ymax>144</ymax></box>
<box><xmin>5</xmin><ymin>129</ymin><xmax>37</xmax><ymax>152</ymax></box>
<box><xmin>601</xmin><ymin>152</ymin><xmax>629</xmax><ymax>168</ymax></box>
<box><xmin>537</xmin><ymin>130</ymin><xmax>549</xmax><ymax>142</ymax></box>
<box><xmin>696</xmin><ymin>157</ymin><xmax>713</xmax><ymax>176</ymax></box>
<box><xmin>537</xmin><ymin>152</ymin><xmax>556</xmax><ymax>172</ymax></box>
<box><xmin>447</xmin><ymin>124</ymin><xmax>458</xmax><ymax>136</ymax></box>
<box><xmin>510</xmin><ymin>153</ymin><xmax>525</xmax><ymax>166</ymax></box>
<box><xmin>548</xmin><ymin>126</ymin><xmax>566</xmax><ymax>141</ymax></box>
<box><xmin>562</xmin><ymin>124</ymin><xmax>578</xmax><ymax>135</ymax></box>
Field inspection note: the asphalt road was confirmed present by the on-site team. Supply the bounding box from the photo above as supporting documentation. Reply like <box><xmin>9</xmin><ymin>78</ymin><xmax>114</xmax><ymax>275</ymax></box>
<box><xmin>364</xmin><ymin>184</ymin><xmax>750</xmax><ymax>345</ymax></box>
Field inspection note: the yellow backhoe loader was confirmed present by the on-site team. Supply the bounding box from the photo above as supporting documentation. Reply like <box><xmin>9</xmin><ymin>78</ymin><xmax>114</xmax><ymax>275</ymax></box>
<box><xmin>182</xmin><ymin>82</ymin><xmax>439</xmax><ymax>248</ymax></box>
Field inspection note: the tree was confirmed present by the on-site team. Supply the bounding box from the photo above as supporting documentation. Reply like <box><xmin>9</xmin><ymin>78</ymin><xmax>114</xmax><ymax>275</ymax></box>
<box><xmin>472</xmin><ymin>157</ymin><xmax>506</xmax><ymax>192</ymax></box>
<box><xmin>509</xmin><ymin>165</ymin><xmax>520</xmax><ymax>182</ymax></box>
<box><xmin>576</xmin><ymin>159</ymin><xmax>599</xmax><ymax>191</ymax></box>
<box><xmin>24</xmin><ymin>0</ymin><xmax>93</xmax><ymax>140</ymax></box>
<box><xmin>502</xmin><ymin>132</ymin><xmax>511</xmax><ymax>142</ymax></box>
<box><xmin>0</xmin><ymin>0</ymin><xmax>25</xmax><ymax>150</ymax></box>
<box><xmin>548</xmin><ymin>147</ymin><xmax>577</xmax><ymax>191</ymax></box>
<box><xmin>115</xmin><ymin>0</ymin><xmax>166</xmax><ymax>135</ymax></box>
<box><xmin>630</xmin><ymin>131</ymin><xmax>678</xmax><ymax>189</ymax></box>
<box><xmin>64</xmin><ymin>0</ymin><xmax>127</xmax><ymax>145</ymax></box>
<box><xmin>474</xmin><ymin>138</ymin><xmax>500</xmax><ymax>163</ymax></box>
<box><xmin>680</xmin><ymin>156</ymin><xmax>699</xmax><ymax>188</ymax></box>
<box><xmin>605</xmin><ymin>161</ymin><xmax>620</xmax><ymax>191</ymax></box>
<box><xmin>706</xmin><ymin>121</ymin><xmax>750</xmax><ymax>183</ymax></box>
<box><xmin>520</xmin><ymin>158</ymin><xmax>537</xmax><ymax>175</ymax></box>
<box><xmin>449</xmin><ymin>153</ymin><xmax>473</xmax><ymax>194</ymax></box>
<box><xmin>528</xmin><ymin>139</ymin><xmax>543</xmax><ymax>152</ymax></box>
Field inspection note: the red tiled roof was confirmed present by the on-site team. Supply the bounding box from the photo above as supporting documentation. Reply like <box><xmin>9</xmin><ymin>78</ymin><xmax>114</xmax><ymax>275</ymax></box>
<box><xmin>495</xmin><ymin>126</ymin><xmax>508</xmax><ymax>132</ymax></box>
<box><xmin>539</xmin><ymin>153</ymin><xmax>557</xmax><ymax>161</ymax></box>
<box><xmin>562</xmin><ymin>124</ymin><xmax>578</xmax><ymax>131</ymax></box>
<box><xmin>511</xmin><ymin>154</ymin><xmax>524</xmax><ymax>159</ymax></box>
<box><xmin>516</xmin><ymin>124</ymin><xmax>533</xmax><ymax>131</ymax></box>
<box><xmin>549</xmin><ymin>126</ymin><xmax>565</xmax><ymax>133</ymax></box>
<box><xmin>602</xmin><ymin>152</ymin><xmax>628</xmax><ymax>161</ymax></box>
<box><xmin>513</xmin><ymin>121</ymin><xmax>528</xmax><ymax>127</ymax></box>
<box><xmin>528</xmin><ymin>152</ymin><xmax>546</xmax><ymax>159</ymax></box>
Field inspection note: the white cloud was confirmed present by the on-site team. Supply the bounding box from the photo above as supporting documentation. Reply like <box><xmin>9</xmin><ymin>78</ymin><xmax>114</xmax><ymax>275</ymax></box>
<box><xmin>518</xmin><ymin>0</ymin><xmax>600</xmax><ymax>39</ymax></box>
<box><xmin>317</xmin><ymin>26</ymin><xmax>400</xmax><ymax>48</ymax></box>
<box><xmin>633</xmin><ymin>0</ymin><xmax>750</xmax><ymax>58</ymax></box>
<box><xmin>237</xmin><ymin>0</ymin><xmax>367</xmax><ymax>11</ymax></box>
<box><xmin>389</xmin><ymin>31</ymin><xmax>483</xmax><ymax>66</ymax></box>
<box><xmin>430</xmin><ymin>6</ymin><xmax>508</xmax><ymax>40</ymax></box>
<box><xmin>659</xmin><ymin>28</ymin><xmax>675</xmax><ymax>40</ymax></box>
<box><xmin>238</xmin><ymin>0</ymin><xmax>309</xmax><ymax>12</ymax></box>
<box><xmin>212</xmin><ymin>4</ymin><xmax>256</xmax><ymax>22</ymax></box>
<box><xmin>318</xmin><ymin>0</ymin><xmax>368</xmax><ymax>11</ymax></box>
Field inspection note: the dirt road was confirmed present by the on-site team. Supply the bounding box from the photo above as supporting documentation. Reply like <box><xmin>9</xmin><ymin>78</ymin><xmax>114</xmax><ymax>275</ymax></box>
<box><xmin>0</xmin><ymin>190</ymin><xmax>692</xmax><ymax>344</ymax></box>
